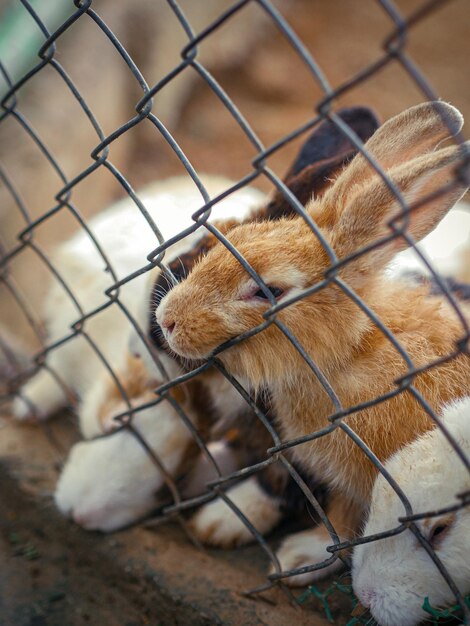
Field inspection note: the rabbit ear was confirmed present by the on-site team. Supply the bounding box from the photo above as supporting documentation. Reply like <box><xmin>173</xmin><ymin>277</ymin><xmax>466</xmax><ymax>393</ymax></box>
<box><xmin>330</xmin><ymin>141</ymin><xmax>470</xmax><ymax>279</ymax></box>
<box><xmin>324</xmin><ymin>101</ymin><xmax>464</xmax><ymax>213</ymax></box>
<box><xmin>286</xmin><ymin>106</ymin><xmax>380</xmax><ymax>179</ymax></box>
<box><xmin>264</xmin><ymin>107</ymin><xmax>380</xmax><ymax>220</ymax></box>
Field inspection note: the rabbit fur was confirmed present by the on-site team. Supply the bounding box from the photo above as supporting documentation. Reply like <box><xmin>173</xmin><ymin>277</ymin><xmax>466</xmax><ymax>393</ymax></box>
<box><xmin>34</xmin><ymin>108</ymin><xmax>380</xmax><ymax>535</ymax></box>
<box><xmin>12</xmin><ymin>175</ymin><xmax>263</xmax><ymax>530</ymax></box>
<box><xmin>136</xmin><ymin>109</ymin><xmax>382</xmax><ymax>550</ymax></box>
<box><xmin>13</xmin><ymin>103</ymin><xmax>469</xmax><ymax>572</ymax></box>
<box><xmin>352</xmin><ymin>396</ymin><xmax>470</xmax><ymax>626</ymax></box>
<box><xmin>156</xmin><ymin>101</ymin><xmax>470</xmax><ymax>581</ymax></box>
<box><xmin>12</xmin><ymin>175</ymin><xmax>262</xmax><ymax>436</ymax></box>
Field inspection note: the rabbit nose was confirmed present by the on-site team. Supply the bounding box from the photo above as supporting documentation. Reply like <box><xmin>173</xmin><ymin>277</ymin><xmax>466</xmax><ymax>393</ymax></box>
<box><xmin>161</xmin><ymin>318</ymin><xmax>176</xmax><ymax>334</ymax></box>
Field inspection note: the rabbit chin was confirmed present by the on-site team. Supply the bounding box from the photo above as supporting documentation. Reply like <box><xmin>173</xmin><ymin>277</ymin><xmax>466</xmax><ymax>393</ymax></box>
<box><xmin>353</xmin><ymin>550</ymin><xmax>429</xmax><ymax>626</ymax></box>
<box><xmin>163</xmin><ymin>330</ymin><xmax>212</xmax><ymax>361</ymax></box>
<box><xmin>352</xmin><ymin>533</ymin><xmax>465</xmax><ymax>626</ymax></box>
<box><xmin>356</xmin><ymin>588</ymin><xmax>426</xmax><ymax>626</ymax></box>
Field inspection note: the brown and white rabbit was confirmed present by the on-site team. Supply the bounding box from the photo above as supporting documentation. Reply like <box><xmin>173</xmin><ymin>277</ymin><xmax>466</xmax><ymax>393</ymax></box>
<box><xmin>55</xmin><ymin>108</ymin><xmax>380</xmax><ymax>536</ymax></box>
<box><xmin>137</xmin><ymin>108</ymin><xmax>381</xmax><ymax>548</ymax></box>
<box><xmin>156</xmin><ymin>101</ymin><xmax>470</xmax><ymax>583</ymax></box>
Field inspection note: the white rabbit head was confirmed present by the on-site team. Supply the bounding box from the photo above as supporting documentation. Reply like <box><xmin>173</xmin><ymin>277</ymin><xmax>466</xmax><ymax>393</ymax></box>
<box><xmin>353</xmin><ymin>397</ymin><xmax>470</xmax><ymax>626</ymax></box>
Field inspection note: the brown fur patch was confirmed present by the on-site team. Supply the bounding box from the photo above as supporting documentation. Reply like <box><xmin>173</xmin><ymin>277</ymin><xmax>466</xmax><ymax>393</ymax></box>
<box><xmin>98</xmin><ymin>355</ymin><xmax>157</xmax><ymax>429</ymax></box>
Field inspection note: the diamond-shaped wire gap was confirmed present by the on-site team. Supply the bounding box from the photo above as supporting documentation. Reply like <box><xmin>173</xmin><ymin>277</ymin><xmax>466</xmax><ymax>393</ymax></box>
<box><xmin>99</xmin><ymin>70</ymin><xmax>266</xmax><ymax>210</ymax></box>
<box><xmin>180</xmin><ymin>0</ymin><xmax>331</xmax><ymax>99</ymax></box>
<box><xmin>314</xmin><ymin>0</ymin><xmax>466</xmax><ymax>125</ymax></box>
<box><xmin>51</xmin><ymin>3</ymin><xmax>155</xmax><ymax>167</ymax></box>
<box><xmin>0</xmin><ymin>106</ymin><xmax>69</xmax><ymax>218</ymax></box>
<box><xmin>0</xmin><ymin>48</ymin><xmax>109</xmax><ymax>239</ymax></box>
<box><xmin>2</xmin><ymin>222</ymin><xmax>137</xmax><ymax>418</ymax></box>
<box><xmin>153</xmin><ymin>3</ymin><xmax>322</xmax><ymax>147</ymax></box>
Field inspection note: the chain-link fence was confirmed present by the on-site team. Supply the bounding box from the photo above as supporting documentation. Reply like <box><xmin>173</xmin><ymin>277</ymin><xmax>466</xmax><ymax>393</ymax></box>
<box><xmin>1</xmin><ymin>1</ymin><xmax>469</xmax><ymax>625</ymax></box>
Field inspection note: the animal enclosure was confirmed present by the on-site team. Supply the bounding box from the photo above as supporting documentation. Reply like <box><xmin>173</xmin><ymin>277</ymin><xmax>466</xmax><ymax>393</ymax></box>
<box><xmin>1</xmin><ymin>1</ymin><xmax>469</xmax><ymax>625</ymax></box>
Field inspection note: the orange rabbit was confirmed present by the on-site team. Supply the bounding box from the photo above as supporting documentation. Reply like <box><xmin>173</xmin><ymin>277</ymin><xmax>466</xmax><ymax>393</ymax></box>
<box><xmin>156</xmin><ymin>102</ymin><xmax>470</xmax><ymax>582</ymax></box>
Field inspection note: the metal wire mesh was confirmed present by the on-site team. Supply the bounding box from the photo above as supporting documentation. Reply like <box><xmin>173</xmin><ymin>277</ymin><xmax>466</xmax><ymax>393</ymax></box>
<box><xmin>0</xmin><ymin>0</ymin><xmax>469</xmax><ymax>623</ymax></box>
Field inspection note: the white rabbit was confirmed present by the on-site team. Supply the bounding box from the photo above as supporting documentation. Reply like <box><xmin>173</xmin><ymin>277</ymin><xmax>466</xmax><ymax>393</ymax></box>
<box><xmin>53</xmin><ymin>352</ymin><xmax>254</xmax><ymax>532</ymax></box>
<box><xmin>352</xmin><ymin>397</ymin><xmax>470</xmax><ymax>626</ymax></box>
<box><xmin>55</xmin><ymin>397</ymin><xmax>191</xmax><ymax>532</ymax></box>
<box><xmin>20</xmin><ymin>175</ymin><xmax>264</xmax><ymax>531</ymax></box>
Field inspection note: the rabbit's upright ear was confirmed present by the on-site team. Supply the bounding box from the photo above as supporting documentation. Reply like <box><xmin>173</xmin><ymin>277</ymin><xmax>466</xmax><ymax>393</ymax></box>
<box><xmin>264</xmin><ymin>107</ymin><xmax>380</xmax><ymax>220</ymax></box>
<box><xmin>324</xmin><ymin>102</ymin><xmax>469</xmax><ymax>279</ymax></box>
<box><xmin>323</xmin><ymin>102</ymin><xmax>464</xmax><ymax>213</ymax></box>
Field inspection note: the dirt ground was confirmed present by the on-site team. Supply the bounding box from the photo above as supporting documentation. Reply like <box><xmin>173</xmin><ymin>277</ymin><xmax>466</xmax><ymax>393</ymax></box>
<box><xmin>0</xmin><ymin>413</ymin><xmax>353</xmax><ymax>626</ymax></box>
<box><xmin>1</xmin><ymin>0</ymin><xmax>470</xmax><ymax>624</ymax></box>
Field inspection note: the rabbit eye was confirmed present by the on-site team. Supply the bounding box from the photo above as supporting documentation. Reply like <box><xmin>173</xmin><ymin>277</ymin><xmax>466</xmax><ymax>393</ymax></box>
<box><xmin>254</xmin><ymin>286</ymin><xmax>284</xmax><ymax>300</ymax></box>
<box><xmin>428</xmin><ymin>516</ymin><xmax>454</xmax><ymax>547</ymax></box>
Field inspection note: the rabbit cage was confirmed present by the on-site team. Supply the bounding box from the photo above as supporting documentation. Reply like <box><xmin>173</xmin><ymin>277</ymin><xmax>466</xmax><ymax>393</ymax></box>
<box><xmin>0</xmin><ymin>1</ymin><xmax>470</xmax><ymax>625</ymax></box>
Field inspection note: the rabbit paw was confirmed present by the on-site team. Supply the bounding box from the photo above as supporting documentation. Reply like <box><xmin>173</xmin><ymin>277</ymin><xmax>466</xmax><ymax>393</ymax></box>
<box><xmin>99</xmin><ymin>399</ymin><xmax>130</xmax><ymax>434</ymax></box>
<box><xmin>55</xmin><ymin>433</ymin><xmax>161</xmax><ymax>532</ymax></box>
<box><xmin>271</xmin><ymin>528</ymin><xmax>344</xmax><ymax>587</ymax></box>
<box><xmin>12</xmin><ymin>396</ymin><xmax>42</xmax><ymax>422</ymax></box>
<box><xmin>189</xmin><ymin>476</ymin><xmax>282</xmax><ymax>547</ymax></box>
<box><xmin>12</xmin><ymin>369</ymin><xmax>68</xmax><ymax>422</ymax></box>
<box><xmin>56</xmin><ymin>402</ymin><xmax>192</xmax><ymax>531</ymax></box>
